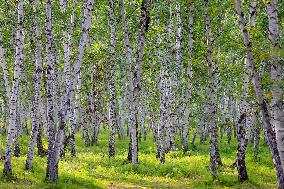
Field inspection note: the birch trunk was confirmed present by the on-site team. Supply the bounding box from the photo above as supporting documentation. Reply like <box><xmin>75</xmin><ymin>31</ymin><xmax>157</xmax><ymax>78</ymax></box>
<box><xmin>108</xmin><ymin>0</ymin><xmax>118</xmax><ymax>157</ymax></box>
<box><xmin>45</xmin><ymin>0</ymin><xmax>95</xmax><ymax>182</ymax></box>
<box><xmin>3</xmin><ymin>0</ymin><xmax>24</xmax><ymax>176</ymax></box>
<box><xmin>236</xmin><ymin>69</ymin><xmax>249</xmax><ymax>181</ymax></box>
<box><xmin>253</xmin><ymin>108</ymin><xmax>261</xmax><ymax>159</ymax></box>
<box><xmin>45</xmin><ymin>0</ymin><xmax>57</xmax><ymax>182</ymax></box>
<box><xmin>59</xmin><ymin>0</ymin><xmax>77</xmax><ymax>157</ymax></box>
<box><xmin>130</xmin><ymin>0</ymin><xmax>151</xmax><ymax>166</ymax></box>
<box><xmin>182</xmin><ymin>3</ymin><xmax>194</xmax><ymax>153</ymax></box>
<box><xmin>0</xmin><ymin>30</ymin><xmax>10</xmax><ymax>100</ymax></box>
<box><xmin>234</xmin><ymin>0</ymin><xmax>284</xmax><ymax>187</ymax></box>
<box><xmin>165</xmin><ymin>0</ymin><xmax>173</xmax><ymax>153</ymax></box>
<box><xmin>266</xmin><ymin>0</ymin><xmax>284</xmax><ymax>170</ymax></box>
<box><xmin>0</xmin><ymin>30</ymin><xmax>9</xmax><ymax>135</ymax></box>
<box><xmin>26</xmin><ymin>0</ymin><xmax>44</xmax><ymax>170</ymax></box>
<box><xmin>235</xmin><ymin>1</ymin><xmax>257</xmax><ymax>180</ymax></box>
<box><xmin>205</xmin><ymin>0</ymin><xmax>221</xmax><ymax>177</ymax></box>
<box><xmin>119</xmin><ymin>0</ymin><xmax>136</xmax><ymax>162</ymax></box>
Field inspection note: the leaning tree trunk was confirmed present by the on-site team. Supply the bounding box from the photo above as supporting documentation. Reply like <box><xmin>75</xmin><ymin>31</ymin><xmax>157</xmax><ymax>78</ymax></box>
<box><xmin>3</xmin><ymin>0</ymin><xmax>24</xmax><ymax>176</ymax></box>
<box><xmin>235</xmin><ymin>1</ymin><xmax>257</xmax><ymax>181</ymax></box>
<box><xmin>45</xmin><ymin>0</ymin><xmax>95</xmax><ymax>183</ymax></box>
<box><xmin>266</xmin><ymin>0</ymin><xmax>284</xmax><ymax>170</ymax></box>
<box><xmin>234</xmin><ymin>0</ymin><xmax>284</xmax><ymax>187</ymax></box>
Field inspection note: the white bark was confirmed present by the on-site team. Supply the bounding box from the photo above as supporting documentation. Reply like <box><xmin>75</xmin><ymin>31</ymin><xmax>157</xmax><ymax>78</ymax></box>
<box><xmin>0</xmin><ymin>30</ymin><xmax>10</xmax><ymax>99</ymax></box>
<box><xmin>3</xmin><ymin>0</ymin><xmax>24</xmax><ymax>176</ymax></box>
<box><xmin>46</xmin><ymin>0</ymin><xmax>95</xmax><ymax>182</ymax></box>
<box><xmin>26</xmin><ymin>0</ymin><xmax>44</xmax><ymax>170</ymax></box>
<box><xmin>266</xmin><ymin>0</ymin><xmax>284</xmax><ymax>170</ymax></box>
<box><xmin>108</xmin><ymin>0</ymin><xmax>118</xmax><ymax>157</ymax></box>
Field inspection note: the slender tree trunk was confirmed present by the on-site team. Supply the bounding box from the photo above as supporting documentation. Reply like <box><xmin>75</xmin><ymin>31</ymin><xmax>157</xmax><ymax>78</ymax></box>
<box><xmin>165</xmin><ymin>0</ymin><xmax>173</xmax><ymax>154</ymax></box>
<box><xmin>182</xmin><ymin>2</ymin><xmax>194</xmax><ymax>153</ymax></box>
<box><xmin>266</xmin><ymin>0</ymin><xmax>284</xmax><ymax>170</ymax></box>
<box><xmin>234</xmin><ymin>0</ymin><xmax>284</xmax><ymax>187</ymax></box>
<box><xmin>236</xmin><ymin>69</ymin><xmax>249</xmax><ymax>181</ymax></box>
<box><xmin>37</xmin><ymin>124</ymin><xmax>45</xmax><ymax>156</ymax></box>
<box><xmin>168</xmin><ymin>2</ymin><xmax>182</xmax><ymax>151</ymax></box>
<box><xmin>0</xmin><ymin>30</ymin><xmax>10</xmax><ymax>100</ymax></box>
<box><xmin>82</xmin><ymin>106</ymin><xmax>90</xmax><ymax>146</ymax></box>
<box><xmin>235</xmin><ymin>2</ymin><xmax>257</xmax><ymax>179</ymax></box>
<box><xmin>3</xmin><ymin>0</ymin><xmax>24</xmax><ymax>176</ymax></box>
<box><xmin>204</xmin><ymin>0</ymin><xmax>221</xmax><ymax>177</ymax></box>
<box><xmin>45</xmin><ymin>0</ymin><xmax>95</xmax><ymax>183</ymax></box>
<box><xmin>108</xmin><ymin>0</ymin><xmax>118</xmax><ymax>158</ymax></box>
<box><xmin>253</xmin><ymin>108</ymin><xmax>261</xmax><ymax>159</ymax></box>
<box><xmin>119</xmin><ymin>0</ymin><xmax>135</xmax><ymax>161</ymax></box>
<box><xmin>68</xmin><ymin>0</ymin><xmax>77</xmax><ymax>157</ymax></box>
<box><xmin>130</xmin><ymin>0</ymin><xmax>151</xmax><ymax>166</ymax></box>
<box><xmin>59</xmin><ymin>0</ymin><xmax>77</xmax><ymax>157</ymax></box>
<box><xmin>45</xmin><ymin>0</ymin><xmax>57</xmax><ymax>182</ymax></box>
<box><xmin>26</xmin><ymin>0</ymin><xmax>44</xmax><ymax>170</ymax></box>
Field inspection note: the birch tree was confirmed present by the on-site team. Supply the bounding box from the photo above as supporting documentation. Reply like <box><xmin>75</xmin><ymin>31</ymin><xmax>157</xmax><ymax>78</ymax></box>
<box><xmin>266</xmin><ymin>0</ymin><xmax>284</xmax><ymax>170</ymax></box>
<box><xmin>3</xmin><ymin>0</ymin><xmax>24</xmax><ymax>176</ymax></box>
<box><xmin>204</xmin><ymin>0</ymin><xmax>221</xmax><ymax>177</ymax></box>
<box><xmin>45</xmin><ymin>0</ymin><xmax>95</xmax><ymax>182</ymax></box>
<box><xmin>234</xmin><ymin>0</ymin><xmax>284</xmax><ymax>187</ymax></box>
<box><xmin>130</xmin><ymin>0</ymin><xmax>151</xmax><ymax>166</ymax></box>
<box><xmin>108</xmin><ymin>0</ymin><xmax>118</xmax><ymax>157</ymax></box>
<box><xmin>26</xmin><ymin>0</ymin><xmax>44</xmax><ymax>170</ymax></box>
<box><xmin>182</xmin><ymin>2</ymin><xmax>194</xmax><ymax>153</ymax></box>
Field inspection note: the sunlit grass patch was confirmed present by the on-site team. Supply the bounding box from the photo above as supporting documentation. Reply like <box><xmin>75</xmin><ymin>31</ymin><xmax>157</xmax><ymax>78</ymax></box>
<box><xmin>0</xmin><ymin>130</ymin><xmax>278</xmax><ymax>188</ymax></box>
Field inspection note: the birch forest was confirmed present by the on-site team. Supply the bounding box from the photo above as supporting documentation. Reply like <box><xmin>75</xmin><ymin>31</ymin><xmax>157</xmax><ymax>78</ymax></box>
<box><xmin>0</xmin><ymin>0</ymin><xmax>283</xmax><ymax>188</ymax></box>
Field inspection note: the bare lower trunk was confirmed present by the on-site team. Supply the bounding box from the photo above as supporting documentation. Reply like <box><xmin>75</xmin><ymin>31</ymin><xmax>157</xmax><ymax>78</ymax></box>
<box><xmin>26</xmin><ymin>110</ymin><xmax>38</xmax><ymax>169</ymax></box>
<box><xmin>253</xmin><ymin>109</ymin><xmax>261</xmax><ymax>159</ymax></box>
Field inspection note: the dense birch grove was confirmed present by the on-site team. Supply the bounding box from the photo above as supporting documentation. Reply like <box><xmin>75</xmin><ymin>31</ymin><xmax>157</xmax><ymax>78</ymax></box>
<box><xmin>0</xmin><ymin>0</ymin><xmax>283</xmax><ymax>188</ymax></box>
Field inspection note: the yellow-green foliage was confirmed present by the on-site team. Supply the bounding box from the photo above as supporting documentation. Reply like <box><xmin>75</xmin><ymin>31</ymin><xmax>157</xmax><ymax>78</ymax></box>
<box><xmin>0</xmin><ymin>130</ymin><xmax>277</xmax><ymax>188</ymax></box>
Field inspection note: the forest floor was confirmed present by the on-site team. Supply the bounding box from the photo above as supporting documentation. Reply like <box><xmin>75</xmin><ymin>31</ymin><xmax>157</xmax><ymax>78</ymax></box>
<box><xmin>0</xmin><ymin>130</ymin><xmax>277</xmax><ymax>189</ymax></box>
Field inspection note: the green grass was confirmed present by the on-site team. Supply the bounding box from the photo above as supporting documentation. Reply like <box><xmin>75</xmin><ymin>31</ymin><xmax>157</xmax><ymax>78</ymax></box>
<box><xmin>0</xmin><ymin>130</ymin><xmax>277</xmax><ymax>188</ymax></box>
